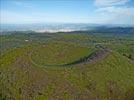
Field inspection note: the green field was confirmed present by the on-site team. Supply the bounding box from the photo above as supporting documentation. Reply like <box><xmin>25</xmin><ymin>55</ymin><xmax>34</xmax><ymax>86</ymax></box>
<box><xmin>0</xmin><ymin>32</ymin><xmax>134</xmax><ymax>100</ymax></box>
<box><xmin>30</xmin><ymin>42</ymin><xmax>95</xmax><ymax>66</ymax></box>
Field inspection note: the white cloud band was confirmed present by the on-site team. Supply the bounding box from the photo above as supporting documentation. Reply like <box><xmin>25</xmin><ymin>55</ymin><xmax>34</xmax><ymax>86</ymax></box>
<box><xmin>95</xmin><ymin>0</ymin><xmax>130</xmax><ymax>6</ymax></box>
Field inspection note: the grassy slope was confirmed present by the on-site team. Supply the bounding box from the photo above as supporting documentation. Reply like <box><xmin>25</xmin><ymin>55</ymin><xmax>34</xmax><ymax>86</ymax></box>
<box><xmin>0</xmin><ymin>33</ymin><xmax>134</xmax><ymax>100</ymax></box>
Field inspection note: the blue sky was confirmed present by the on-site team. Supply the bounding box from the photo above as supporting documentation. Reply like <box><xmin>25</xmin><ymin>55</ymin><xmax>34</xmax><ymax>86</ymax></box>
<box><xmin>0</xmin><ymin>0</ymin><xmax>134</xmax><ymax>25</ymax></box>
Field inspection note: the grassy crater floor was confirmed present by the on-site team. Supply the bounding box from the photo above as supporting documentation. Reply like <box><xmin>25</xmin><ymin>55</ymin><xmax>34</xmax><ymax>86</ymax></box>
<box><xmin>30</xmin><ymin>42</ymin><xmax>95</xmax><ymax>66</ymax></box>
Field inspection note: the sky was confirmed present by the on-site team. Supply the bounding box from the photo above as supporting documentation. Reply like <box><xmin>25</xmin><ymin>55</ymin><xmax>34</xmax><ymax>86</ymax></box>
<box><xmin>0</xmin><ymin>0</ymin><xmax>134</xmax><ymax>25</ymax></box>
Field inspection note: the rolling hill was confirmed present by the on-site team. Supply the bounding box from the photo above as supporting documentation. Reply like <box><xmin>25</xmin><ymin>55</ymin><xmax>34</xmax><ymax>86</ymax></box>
<box><xmin>0</xmin><ymin>32</ymin><xmax>134</xmax><ymax>100</ymax></box>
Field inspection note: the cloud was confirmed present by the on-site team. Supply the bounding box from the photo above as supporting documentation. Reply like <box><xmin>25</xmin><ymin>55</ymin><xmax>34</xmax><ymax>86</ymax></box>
<box><xmin>96</xmin><ymin>6</ymin><xmax>134</xmax><ymax>14</ymax></box>
<box><xmin>95</xmin><ymin>0</ymin><xmax>130</xmax><ymax>6</ymax></box>
<box><xmin>94</xmin><ymin>6</ymin><xmax>134</xmax><ymax>25</ymax></box>
<box><xmin>93</xmin><ymin>0</ymin><xmax>134</xmax><ymax>25</ymax></box>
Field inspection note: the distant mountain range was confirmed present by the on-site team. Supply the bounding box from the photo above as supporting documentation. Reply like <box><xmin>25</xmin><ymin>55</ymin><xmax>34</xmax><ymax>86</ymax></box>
<box><xmin>0</xmin><ymin>23</ymin><xmax>134</xmax><ymax>35</ymax></box>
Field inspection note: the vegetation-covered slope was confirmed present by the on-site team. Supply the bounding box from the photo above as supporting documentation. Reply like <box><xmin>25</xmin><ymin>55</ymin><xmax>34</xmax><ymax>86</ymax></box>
<box><xmin>0</xmin><ymin>32</ymin><xmax>134</xmax><ymax>100</ymax></box>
